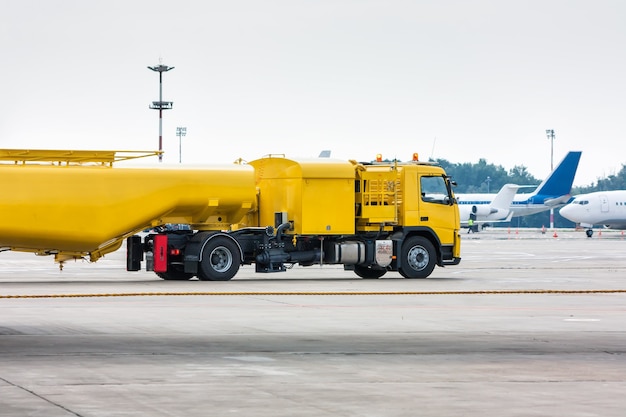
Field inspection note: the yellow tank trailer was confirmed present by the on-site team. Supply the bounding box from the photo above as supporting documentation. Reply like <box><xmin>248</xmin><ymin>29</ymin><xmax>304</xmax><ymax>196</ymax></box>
<box><xmin>0</xmin><ymin>149</ymin><xmax>256</xmax><ymax>263</ymax></box>
<box><xmin>0</xmin><ymin>149</ymin><xmax>461</xmax><ymax>280</ymax></box>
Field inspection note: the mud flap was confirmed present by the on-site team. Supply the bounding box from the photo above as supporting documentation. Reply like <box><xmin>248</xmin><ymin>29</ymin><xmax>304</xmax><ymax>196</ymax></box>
<box><xmin>153</xmin><ymin>234</ymin><xmax>168</xmax><ymax>273</ymax></box>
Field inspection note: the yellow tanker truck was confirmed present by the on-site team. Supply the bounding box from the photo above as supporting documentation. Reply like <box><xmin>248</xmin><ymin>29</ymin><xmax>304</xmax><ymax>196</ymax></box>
<box><xmin>0</xmin><ymin>149</ymin><xmax>461</xmax><ymax>280</ymax></box>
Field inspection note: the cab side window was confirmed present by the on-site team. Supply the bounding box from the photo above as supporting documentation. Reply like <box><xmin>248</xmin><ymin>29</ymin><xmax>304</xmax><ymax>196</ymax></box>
<box><xmin>421</xmin><ymin>176</ymin><xmax>450</xmax><ymax>205</ymax></box>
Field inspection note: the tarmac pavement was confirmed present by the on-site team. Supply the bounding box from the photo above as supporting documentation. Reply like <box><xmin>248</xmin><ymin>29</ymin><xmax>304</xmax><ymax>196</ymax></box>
<box><xmin>1</xmin><ymin>228</ymin><xmax>625</xmax><ymax>416</ymax></box>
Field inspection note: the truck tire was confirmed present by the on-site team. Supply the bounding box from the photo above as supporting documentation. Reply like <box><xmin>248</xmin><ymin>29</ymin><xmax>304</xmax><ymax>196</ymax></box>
<box><xmin>156</xmin><ymin>268</ymin><xmax>194</xmax><ymax>281</ymax></box>
<box><xmin>399</xmin><ymin>236</ymin><xmax>436</xmax><ymax>279</ymax></box>
<box><xmin>198</xmin><ymin>236</ymin><xmax>241</xmax><ymax>281</ymax></box>
<box><xmin>353</xmin><ymin>264</ymin><xmax>387</xmax><ymax>279</ymax></box>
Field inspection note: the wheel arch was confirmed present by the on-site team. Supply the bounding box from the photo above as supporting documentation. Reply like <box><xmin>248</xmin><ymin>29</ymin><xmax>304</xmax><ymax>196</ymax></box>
<box><xmin>392</xmin><ymin>227</ymin><xmax>444</xmax><ymax>268</ymax></box>
<box><xmin>183</xmin><ymin>231</ymin><xmax>244</xmax><ymax>274</ymax></box>
<box><xmin>199</xmin><ymin>233</ymin><xmax>243</xmax><ymax>264</ymax></box>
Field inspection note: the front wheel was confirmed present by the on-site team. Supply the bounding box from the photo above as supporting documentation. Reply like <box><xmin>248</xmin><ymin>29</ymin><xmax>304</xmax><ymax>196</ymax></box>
<box><xmin>198</xmin><ymin>236</ymin><xmax>241</xmax><ymax>281</ymax></box>
<box><xmin>399</xmin><ymin>236</ymin><xmax>436</xmax><ymax>279</ymax></box>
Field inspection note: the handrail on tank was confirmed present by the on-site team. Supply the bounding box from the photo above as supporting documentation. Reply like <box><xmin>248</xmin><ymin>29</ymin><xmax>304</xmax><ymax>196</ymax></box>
<box><xmin>0</xmin><ymin>149</ymin><xmax>162</xmax><ymax>166</ymax></box>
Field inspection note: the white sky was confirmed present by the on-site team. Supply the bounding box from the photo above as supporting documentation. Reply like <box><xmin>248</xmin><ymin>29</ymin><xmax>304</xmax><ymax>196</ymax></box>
<box><xmin>2</xmin><ymin>0</ymin><xmax>625</xmax><ymax>186</ymax></box>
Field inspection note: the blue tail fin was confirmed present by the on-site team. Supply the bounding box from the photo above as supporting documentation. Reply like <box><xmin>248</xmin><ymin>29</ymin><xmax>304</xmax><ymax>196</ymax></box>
<box><xmin>533</xmin><ymin>151</ymin><xmax>582</xmax><ymax>198</ymax></box>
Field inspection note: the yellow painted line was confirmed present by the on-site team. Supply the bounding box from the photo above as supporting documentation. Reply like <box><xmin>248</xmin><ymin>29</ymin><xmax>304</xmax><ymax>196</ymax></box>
<box><xmin>1</xmin><ymin>290</ymin><xmax>626</xmax><ymax>299</ymax></box>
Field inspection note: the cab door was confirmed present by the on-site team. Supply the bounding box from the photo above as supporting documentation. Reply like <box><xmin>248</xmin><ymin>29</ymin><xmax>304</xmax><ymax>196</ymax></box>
<box><xmin>417</xmin><ymin>174</ymin><xmax>459</xmax><ymax>246</ymax></box>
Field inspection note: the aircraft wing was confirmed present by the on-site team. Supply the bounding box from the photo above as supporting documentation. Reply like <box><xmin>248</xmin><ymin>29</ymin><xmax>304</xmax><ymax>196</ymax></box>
<box><xmin>461</xmin><ymin>211</ymin><xmax>514</xmax><ymax>227</ymax></box>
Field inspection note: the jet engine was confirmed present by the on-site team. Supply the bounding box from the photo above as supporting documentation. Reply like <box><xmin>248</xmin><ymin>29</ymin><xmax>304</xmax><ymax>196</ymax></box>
<box><xmin>472</xmin><ymin>205</ymin><xmax>510</xmax><ymax>219</ymax></box>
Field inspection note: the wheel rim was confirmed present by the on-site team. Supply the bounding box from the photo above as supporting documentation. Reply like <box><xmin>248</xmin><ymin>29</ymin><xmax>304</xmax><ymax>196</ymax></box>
<box><xmin>210</xmin><ymin>246</ymin><xmax>233</xmax><ymax>273</ymax></box>
<box><xmin>407</xmin><ymin>246</ymin><xmax>428</xmax><ymax>271</ymax></box>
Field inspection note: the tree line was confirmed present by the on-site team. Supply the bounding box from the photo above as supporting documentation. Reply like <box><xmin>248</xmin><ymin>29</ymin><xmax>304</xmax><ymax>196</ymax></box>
<box><xmin>431</xmin><ymin>157</ymin><xmax>626</xmax><ymax>228</ymax></box>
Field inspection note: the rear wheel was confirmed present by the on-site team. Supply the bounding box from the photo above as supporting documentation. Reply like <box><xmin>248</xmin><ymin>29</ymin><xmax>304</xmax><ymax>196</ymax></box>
<box><xmin>156</xmin><ymin>267</ymin><xmax>194</xmax><ymax>281</ymax></box>
<box><xmin>353</xmin><ymin>264</ymin><xmax>387</xmax><ymax>279</ymax></box>
<box><xmin>198</xmin><ymin>236</ymin><xmax>241</xmax><ymax>281</ymax></box>
<box><xmin>399</xmin><ymin>236</ymin><xmax>436</xmax><ymax>279</ymax></box>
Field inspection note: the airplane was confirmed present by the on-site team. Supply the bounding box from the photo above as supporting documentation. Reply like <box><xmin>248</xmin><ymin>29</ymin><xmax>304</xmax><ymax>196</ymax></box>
<box><xmin>559</xmin><ymin>190</ymin><xmax>626</xmax><ymax>237</ymax></box>
<box><xmin>455</xmin><ymin>151</ymin><xmax>582</xmax><ymax>227</ymax></box>
<box><xmin>457</xmin><ymin>184</ymin><xmax>520</xmax><ymax>228</ymax></box>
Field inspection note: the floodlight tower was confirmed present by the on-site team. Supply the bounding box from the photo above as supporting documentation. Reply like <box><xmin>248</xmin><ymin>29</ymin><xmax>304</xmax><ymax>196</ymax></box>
<box><xmin>546</xmin><ymin>129</ymin><xmax>555</xmax><ymax>229</ymax></box>
<box><xmin>176</xmin><ymin>126</ymin><xmax>187</xmax><ymax>164</ymax></box>
<box><xmin>148</xmin><ymin>63</ymin><xmax>175</xmax><ymax>162</ymax></box>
